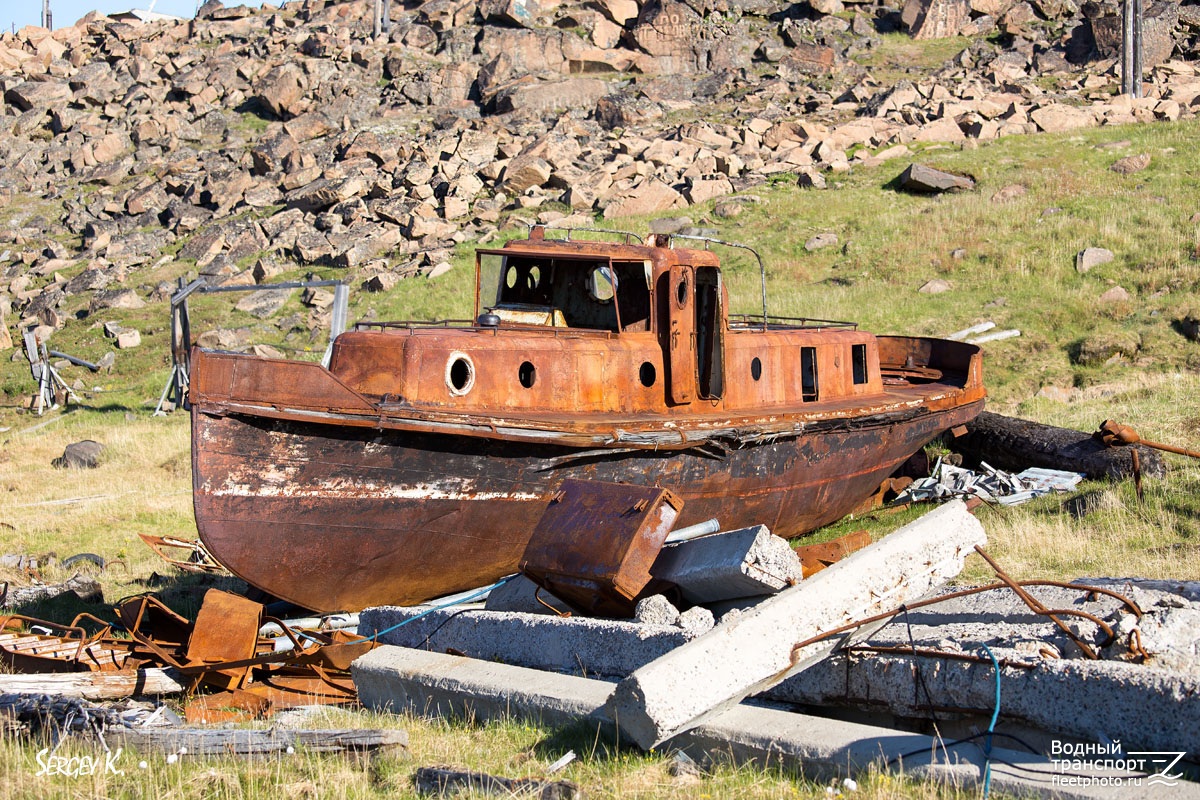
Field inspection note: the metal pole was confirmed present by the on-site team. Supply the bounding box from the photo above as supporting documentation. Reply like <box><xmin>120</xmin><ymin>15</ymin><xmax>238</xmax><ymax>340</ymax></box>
<box><xmin>1121</xmin><ymin>0</ymin><xmax>1134</xmax><ymax>95</ymax></box>
<box><xmin>42</xmin><ymin>0</ymin><xmax>52</xmax><ymax>29</ymax></box>
<box><xmin>372</xmin><ymin>0</ymin><xmax>382</xmax><ymax>38</ymax></box>
<box><xmin>382</xmin><ymin>0</ymin><xmax>391</xmax><ymax>34</ymax></box>
<box><xmin>1132</xmin><ymin>0</ymin><xmax>1143</xmax><ymax>98</ymax></box>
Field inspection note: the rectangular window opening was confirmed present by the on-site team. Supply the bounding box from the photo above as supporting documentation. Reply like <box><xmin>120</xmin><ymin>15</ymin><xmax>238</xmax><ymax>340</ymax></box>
<box><xmin>852</xmin><ymin>344</ymin><xmax>868</xmax><ymax>385</ymax></box>
<box><xmin>801</xmin><ymin>347</ymin><xmax>818</xmax><ymax>402</ymax></box>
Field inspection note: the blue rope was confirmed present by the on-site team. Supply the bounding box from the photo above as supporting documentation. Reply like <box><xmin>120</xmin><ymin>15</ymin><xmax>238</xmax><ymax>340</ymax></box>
<box><xmin>350</xmin><ymin>575</ymin><xmax>517</xmax><ymax>643</ymax></box>
<box><xmin>978</xmin><ymin>643</ymin><xmax>1001</xmax><ymax>798</ymax></box>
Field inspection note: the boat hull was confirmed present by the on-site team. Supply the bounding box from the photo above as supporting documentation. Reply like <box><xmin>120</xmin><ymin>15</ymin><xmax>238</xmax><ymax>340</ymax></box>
<box><xmin>192</xmin><ymin>399</ymin><xmax>984</xmax><ymax>613</ymax></box>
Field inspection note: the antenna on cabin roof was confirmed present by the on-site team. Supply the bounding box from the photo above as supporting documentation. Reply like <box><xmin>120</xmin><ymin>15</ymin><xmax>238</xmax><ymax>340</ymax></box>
<box><xmin>42</xmin><ymin>0</ymin><xmax>53</xmax><ymax>29</ymax></box>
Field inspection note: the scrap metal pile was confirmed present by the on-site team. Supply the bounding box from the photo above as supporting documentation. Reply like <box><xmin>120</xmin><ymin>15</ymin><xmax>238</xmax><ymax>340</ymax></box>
<box><xmin>0</xmin><ymin>589</ymin><xmax>376</xmax><ymax>723</ymax></box>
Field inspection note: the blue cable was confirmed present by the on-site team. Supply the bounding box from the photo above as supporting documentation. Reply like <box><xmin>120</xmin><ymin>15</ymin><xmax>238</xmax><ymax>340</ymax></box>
<box><xmin>978</xmin><ymin>643</ymin><xmax>1001</xmax><ymax>798</ymax></box>
<box><xmin>348</xmin><ymin>575</ymin><xmax>517</xmax><ymax>643</ymax></box>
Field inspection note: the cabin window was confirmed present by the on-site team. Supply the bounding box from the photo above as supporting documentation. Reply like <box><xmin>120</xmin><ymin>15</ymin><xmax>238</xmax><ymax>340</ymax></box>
<box><xmin>447</xmin><ymin>352</ymin><xmax>475</xmax><ymax>396</ymax></box>
<box><xmin>801</xmin><ymin>347</ymin><xmax>818</xmax><ymax>402</ymax></box>
<box><xmin>639</xmin><ymin>362</ymin><xmax>656</xmax><ymax>387</ymax></box>
<box><xmin>588</xmin><ymin>266</ymin><xmax>615</xmax><ymax>302</ymax></box>
<box><xmin>750</xmin><ymin>357</ymin><xmax>762</xmax><ymax>381</ymax></box>
<box><xmin>519</xmin><ymin>361</ymin><xmax>536</xmax><ymax>388</ymax></box>
<box><xmin>484</xmin><ymin>254</ymin><xmax>651</xmax><ymax>333</ymax></box>
<box><xmin>852</xmin><ymin>344</ymin><xmax>868</xmax><ymax>385</ymax></box>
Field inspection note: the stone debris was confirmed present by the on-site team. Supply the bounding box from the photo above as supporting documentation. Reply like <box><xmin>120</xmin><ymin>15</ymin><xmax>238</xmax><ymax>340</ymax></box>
<box><xmin>0</xmin><ymin>0</ymin><xmax>1198</xmax><ymax>357</ymax></box>
<box><xmin>893</xmin><ymin>459</ymin><xmax>1084</xmax><ymax>505</ymax></box>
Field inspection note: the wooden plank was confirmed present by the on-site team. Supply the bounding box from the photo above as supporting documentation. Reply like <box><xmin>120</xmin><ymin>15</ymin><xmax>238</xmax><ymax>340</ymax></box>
<box><xmin>0</xmin><ymin>668</ymin><xmax>186</xmax><ymax>699</ymax></box>
<box><xmin>108</xmin><ymin>727</ymin><xmax>408</xmax><ymax>755</ymax></box>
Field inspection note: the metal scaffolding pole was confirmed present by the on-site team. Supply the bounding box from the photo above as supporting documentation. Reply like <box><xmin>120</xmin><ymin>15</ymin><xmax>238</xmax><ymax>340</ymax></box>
<box><xmin>1121</xmin><ymin>0</ymin><xmax>1144</xmax><ymax>97</ymax></box>
<box><xmin>42</xmin><ymin>0</ymin><xmax>53</xmax><ymax>29</ymax></box>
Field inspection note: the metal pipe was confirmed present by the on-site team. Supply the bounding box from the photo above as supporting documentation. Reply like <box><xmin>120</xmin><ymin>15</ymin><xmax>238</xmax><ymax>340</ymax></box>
<box><xmin>664</xmin><ymin>518</ymin><xmax>721</xmax><ymax>543</ymax></box>
<box><xmin>966</xmin><ymin>329</ymin><xmax>1020</xmax><ymax>344</ymax></box>
<box><xmin>259</xmin><ymin>614</ymin><xmax>359</xmax><ymax>638</ymax></box>
<box><xmin>946</xmin><ymin>321</ymin><xmax>994</xmax><ymax>341</ymax></box>
<box><xmin>47</xmin><ymin>351</ymin><xmax>100</xmax><ymax>372</ymax></box>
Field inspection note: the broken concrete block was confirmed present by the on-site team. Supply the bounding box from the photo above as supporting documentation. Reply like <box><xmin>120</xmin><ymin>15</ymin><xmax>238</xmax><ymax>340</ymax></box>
<box><xmin>652</xmin><ymin>525</ymin><xmax>804</xmax><ymax>604</ymax></box>
<box><xmin>607</xmin><ymin>500</ymin><xmax>986</xmax><ymax>749</ymax></box>
<box><xmin>351</xmin><ymin>647</ymin><xmax>1176</xmax><ymax>798</ymax></box>
<box><xmin>353</xmin><ymin>646</ymin><xmax>612</xmax><ymax>730</ymax></box>
<box><xmin>633</xmin><ymin>595</ymin><xmax>679</xmax><ymax>626</ymax></box>
<box><xmin>358</xmin><ymin>606</ymin><xmax>693</xmax><ymax>679</ymax></box>
<box><xmin>483</xmin><ymin>575</ymin><xmax>572</xmax><ymax>615</ymax></box>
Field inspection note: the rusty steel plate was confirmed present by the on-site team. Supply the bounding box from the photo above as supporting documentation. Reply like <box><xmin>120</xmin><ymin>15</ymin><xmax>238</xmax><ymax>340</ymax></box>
<box><xmin>520</xmin><ymin>479</ymin><xmax>683</xmax><ymax>617</ymax></box>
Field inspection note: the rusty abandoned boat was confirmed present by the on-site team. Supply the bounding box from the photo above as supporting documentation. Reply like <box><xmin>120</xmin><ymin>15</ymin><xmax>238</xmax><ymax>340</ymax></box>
<box><xmin>190</xmin><ymin>226</ymin><xmax>986</xmax><ymax>613</ymax></box>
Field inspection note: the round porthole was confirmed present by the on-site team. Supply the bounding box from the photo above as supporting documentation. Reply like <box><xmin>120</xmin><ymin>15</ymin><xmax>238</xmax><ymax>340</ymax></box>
<box><xmin>675</xmin><ymin>276</ymin><xmax>689</xmax><ymax>308</ymax></box>
<box><xmin>446</xmin><ymin>352</ymin><xmax>475</xmax><ymax>396</ymax></box>
<box><xmin>751</xmin><ymin>357</ymin><xmax>762</xmax><ymax>381</ymax></box>
<box><xmin>519</xmin><ymin>361</ymin><xmax>536</xmax><ymax>389</ymax></box>
<box><xmin>639</xmin><ymin>362</ymin><xmax>656</xmax><ymax>387</ymax></box>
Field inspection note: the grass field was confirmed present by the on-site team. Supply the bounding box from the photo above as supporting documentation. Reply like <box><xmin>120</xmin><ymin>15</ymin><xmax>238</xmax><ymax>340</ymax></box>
<box><xmin>3</xmin><ymin>116</ymin><xmax>1200</xmax><ymax>798</ymax></box>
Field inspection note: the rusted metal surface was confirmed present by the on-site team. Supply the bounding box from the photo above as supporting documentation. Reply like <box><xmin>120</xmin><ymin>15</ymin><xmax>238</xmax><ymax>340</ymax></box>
<box><xmin>0</xmin><ymin>615</ymin><xmax>135</xmax><ymax>673</ymax></box>
<box><xmin>520</xmin><ymin>480</ymin><xmax>683</xmax><ymax>617</ymax></box>
<box><xmin>190</xmin><ymin>227</ymin><xmax>986</xmax><ymax>613</ymax></box>
<box><xmin>138</xmin><ymin>533</ymin><xmax>227</xmax><ymax>574</ymax></box>
<box><xmin>794</xmin><ymin>530</ymin><xmax>873</xmax><ymax>578</ymax></box>
<box><xmin>1097</xmin><ymin>418</ymin><xmax>1200</xmax><ymax>459</ymax></box>
<box><xmin>185</xmin><ymin>589</ymin><xmax>263</xmax><ymax>690</ymax></box>
<box><xmin>0</xmin><ymin>591</ymin><xmax>374</xmax><ymax>715</ymax></box>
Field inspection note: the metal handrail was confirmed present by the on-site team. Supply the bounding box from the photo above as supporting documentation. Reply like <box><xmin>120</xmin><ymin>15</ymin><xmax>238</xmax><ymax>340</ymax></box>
<box><xmin>667</xmin><ymin>234</ymin><xmax>770</xmax><ymax>329</ymax></box>
<box><xmin>534</xmin><ymin>224</ymin><xmax>644</xmax><ymax>245</ymax></box>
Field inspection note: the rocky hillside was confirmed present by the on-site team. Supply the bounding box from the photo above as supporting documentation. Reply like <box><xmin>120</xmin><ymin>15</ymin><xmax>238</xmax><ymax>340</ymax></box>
<box><xmin>2</xmin><ymin>0</ymin><xmax>1200</xmax><ymax>373</ymax></box>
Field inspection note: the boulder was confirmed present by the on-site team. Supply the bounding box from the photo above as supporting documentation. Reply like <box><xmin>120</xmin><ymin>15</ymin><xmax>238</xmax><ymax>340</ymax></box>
<box><xmin>256</xmin><ymin>63</ymin><xmax>306</xmax><ymax>119</ymax></box>
<box><xmin>1110</xmin><ymin>153</ymin><xmax>1151</xmax><ymax>174</ymax></box>
<box><xmin>1076</xmin><ymin>247</ymin><xmax>1114</xmax><ymax>273</ymax></box>
<box><xmin>52</xmin><ymin>440</ymin><xmax>104</xmax><ymax>469</ymax></box>
<box><xmin>1029</xmin><ymin>104</ymin><xmax>1096</xmax><ymax>133</ymax></box>
<box><xmin>602</xmin><ymin>180</ymin><xmax>686</xmax><ymax>219</ymax></box>
<box><xmin>235</xmin><ymin>288</ymin><xmax>293</xmax><ymax>319</ymax></box>
<box><xmin>897</xmin><ymin>163</ymin><xmax>975</xmax><ymax>193</ymax></box>
<box><xmin>904</xmin><ymin>0</ymin><xmax>971</xmax><ymax>38</ymax></box>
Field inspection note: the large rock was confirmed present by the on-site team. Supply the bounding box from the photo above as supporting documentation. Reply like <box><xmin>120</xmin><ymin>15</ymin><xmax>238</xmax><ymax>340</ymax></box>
<box><xmin>5</xmin><ymin>80</ymin><xmax>71</xmax><ymax>111</ymax></box>
<box><xmin>1029</xmin><ymin>104</ymin><xmax>1096</xmax><ymax>133</ymax></box>
<box><xmin>631</xmin><ymin>0</ymin><xmax>704</xmax><ymax>73</ymax></box>
<box><xmin>1089</xmin><ymin>0</ymin><xmax>1178</xmax><ymax>70</ymax></box>
<box><xmin>602</xmin><ymin>180</ymin><xmax>686</xmax><ymax>219</ymax></box>
<box><xmin>52</xmin><ymin>440</ymin><xmax>104</xmax><ymax>469</ymax></box>
<box><xmin>897</xmin><ymin>163</ymin><xmax>975</xmax><ymax>193</ymax></box>
<box><xmin>905</xmin><ymin>0</ymin><xmax>972</xmax><ymax>38</ymax></box>
<box><xmin>256</xmin><ymin>63</ymin><xmax>306</xmax><ymax>119</ymax></box>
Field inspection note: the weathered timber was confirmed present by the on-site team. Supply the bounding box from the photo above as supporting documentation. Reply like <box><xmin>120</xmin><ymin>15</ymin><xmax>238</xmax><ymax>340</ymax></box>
<box><xmin>0</xmin><ymin>669</ymin><xmax>186</xmax><ymax>699</ymax></box>
<box><xmin>107</xmin><ymin>727</ymin><xmax>408</xmax><ymax>755</ymax></box>
<box><xmin>951</xmin><ymin>411</ymin><xmax>1164</xmax><ymax>479</ymax></box>
<box><xmin>413</xmin><ymin>766</ymin><xmax>579</xmax><ymax>799</ymax></box>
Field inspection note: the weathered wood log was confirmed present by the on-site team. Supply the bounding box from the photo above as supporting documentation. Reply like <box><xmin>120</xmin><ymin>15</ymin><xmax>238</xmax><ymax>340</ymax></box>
<box><xmin>108</xmin><ymin>727</ymin><xmax>408</xmax><ymax>755</ymax></box>
<box><xmin>0</xmin><ymin>669</ymin><xmax>186</xmax><ymax>699</ymax></box>
<box><xmin>951</xmin><ymin>412</ymin><xmax>1165</xmax><ymax>479</ymax></box>
<box><xmin>413</xmin><ymin>766</ymin><xmax>579</xmax><ymax>799</ymax></box>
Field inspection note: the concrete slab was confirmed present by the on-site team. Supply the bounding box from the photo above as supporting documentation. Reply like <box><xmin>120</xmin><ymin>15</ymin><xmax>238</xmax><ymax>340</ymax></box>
<box><xmin>484</xmin><ymin>575</ymin><xmax>572</xmax><ymax>615</ymax></box>
<box><xmin>607</xmin><ymin>499</ymin><xmax>987</xmax><ymax>749</ymax></box>
<box><xmin>358</xmin><ymin>605</ymin><xmax>695</xmax><ymax>678</ymax></box>
<box><xmin>651</xmin><ymin>525</ymin><xmax>804</xmax><ymax>603</ymax></box>
<box><xmin>353</xmin><ymin>646</ymin><xmax>1200</xmax><ymax>800</ymax></box>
